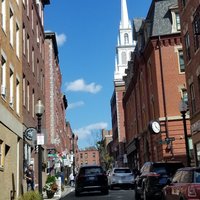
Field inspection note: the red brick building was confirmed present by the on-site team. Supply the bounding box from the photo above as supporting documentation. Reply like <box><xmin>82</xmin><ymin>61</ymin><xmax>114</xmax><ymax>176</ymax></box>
<box><xmin>22</xmin><ymin>0</ymin><xmax>50</xmax><ymax>192</ymax></box>
<box><xmin>178</xmin><ymin>0</ymin><xmax>200</xmax><ymax>166</ymax></box>
<box><xmin>76</xmin><ymin>148</ymin><xmax>100</xmax><ymax>169</ymax></box>
<box><xmin>44</xmin><ymin>32</ymin><xmax>68</xmax><ymax>174</ymax></box>
<box><xmin>123</xmin><ymin>0</ymin><xmax>191</xmax><ymax>170</ymax></box>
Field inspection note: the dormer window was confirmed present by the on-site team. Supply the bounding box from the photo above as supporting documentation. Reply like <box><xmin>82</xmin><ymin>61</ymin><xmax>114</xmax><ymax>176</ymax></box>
<box><xmin>170</xmin><ymin>5</ymin><xmax>181</xmax><ymax>33</ymax></box>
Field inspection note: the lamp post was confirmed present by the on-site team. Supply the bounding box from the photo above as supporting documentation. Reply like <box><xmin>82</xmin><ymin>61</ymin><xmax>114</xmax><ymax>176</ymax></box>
<box><xmin>35</xmin><ymin>99</ymin><xmax>45</xmax><ymax>195</ymax></box>
<box><xmin>179</xmin><ymin>100</ymin><xmax>190</xmax><ymax>167</ymax></box>
<box><xmin>72</xmin><ymin>133</ymin><xmax>75</xmax><ymax>176</ymax></box>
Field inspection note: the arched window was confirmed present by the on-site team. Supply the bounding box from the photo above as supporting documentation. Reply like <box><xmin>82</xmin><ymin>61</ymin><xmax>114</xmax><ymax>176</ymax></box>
<box><xmin>122</xmin><ymin>52</ymin><xmax>127</xmax><ymax>64</ymax></box>
<box><xmin>124</xmin><ymin>33</ymin><xmax>129</xmax><ymax>44</ymax></box>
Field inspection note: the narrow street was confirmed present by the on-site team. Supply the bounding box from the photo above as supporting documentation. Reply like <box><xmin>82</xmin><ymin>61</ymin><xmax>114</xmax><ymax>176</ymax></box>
<box><xmin>61</xmin><ymin>189</ymin><xmax>135</xmax><ymax>200</ymax></box>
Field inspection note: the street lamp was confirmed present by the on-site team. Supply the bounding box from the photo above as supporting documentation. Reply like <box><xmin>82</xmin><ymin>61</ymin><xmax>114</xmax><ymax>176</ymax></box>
<box><xmin>35</xmin><ymin>99</ymin><xmax>45</xmax><ymax>194</ymax></box>
<box><xmin>179</xmin><ymin>100</ymin><xmax>190</xmax><ymax>167</ymax></box>
<box><xmin>72</xmin><ymin>133</ymin><xmax>75</xmax><ymax>176</ymax></box>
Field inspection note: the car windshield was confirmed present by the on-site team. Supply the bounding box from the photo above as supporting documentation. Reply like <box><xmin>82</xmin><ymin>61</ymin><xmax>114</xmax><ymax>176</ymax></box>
<box><xmin>114</xmin><ymin>169</ymin><xmax>131</xmax><ymax>173</ymax></box>
<box><xmin>80</xmin><ymin>167</ymin><xmax>103</xmax><ymax>176</ymax></box>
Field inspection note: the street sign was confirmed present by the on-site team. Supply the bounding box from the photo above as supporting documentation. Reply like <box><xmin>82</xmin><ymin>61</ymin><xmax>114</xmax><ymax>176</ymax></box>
<box><xmin>165</xmin><ymin>137</ymin><xmax>175</xmax><ymax>142</ymax></box>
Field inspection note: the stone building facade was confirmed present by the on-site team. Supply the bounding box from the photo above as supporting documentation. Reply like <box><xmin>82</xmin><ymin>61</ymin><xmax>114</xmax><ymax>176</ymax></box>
<box><xmin>0</xmin><ymin>0</ymin><xmax>23</xmax><ymax>199</ymax></box>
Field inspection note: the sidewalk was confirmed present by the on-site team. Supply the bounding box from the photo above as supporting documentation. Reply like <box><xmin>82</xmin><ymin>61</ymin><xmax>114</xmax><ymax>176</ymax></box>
<box><xmin>43</xmin><ymin>185</ymin><xmax>74</xmax><ymax>200</ymax></box>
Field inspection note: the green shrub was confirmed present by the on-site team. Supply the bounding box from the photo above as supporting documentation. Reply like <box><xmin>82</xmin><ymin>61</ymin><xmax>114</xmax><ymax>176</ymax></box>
<box><xmin>46</xmin><ymin>175</ymin><xmax>56</xmax><ymax>184</ymax></box>
<box><xmin>18</xmin><ymin>191</ymin><xmax>42</xmax><ymax>200</ymax></box>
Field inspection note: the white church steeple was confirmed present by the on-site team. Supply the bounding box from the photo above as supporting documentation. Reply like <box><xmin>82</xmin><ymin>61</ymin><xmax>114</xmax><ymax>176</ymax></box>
<box><xmin>114</xmin><ymin>0</ymin><xmax>136</xmax><ymax>84</ymax></box>
<box><xmin>121</xmin><ymin>0</ymin><xmax>130</xmax><ymax>29</ymax></box>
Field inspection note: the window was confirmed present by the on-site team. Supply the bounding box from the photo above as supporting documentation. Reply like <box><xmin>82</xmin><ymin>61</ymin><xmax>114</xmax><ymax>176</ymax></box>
<box><xmin>32</xmin><ymin>89</ymin><xmax>34</xmax><ymax>118</ymax></box>
<box><xmin>85</xmin><ymin>153</ymin><xmax>88</xmax><ymax>158</ymax></box>
<box><xmin>122</xmin><ymin>52</ymin><xmax>127</xmax><ymax>65</ymax></box>
<box><xmin>93</xmin><ymin>153</ymin><xmax>95</xmax><ymax>158</ymax></box>
<box><xmin>0</xmin><ymin>140</ymin><xmax>4</xmax><ymax>169</ymax></box>
<box><xmin>184</xmin><ymin>32</ymin><xmax>191</xmax><ymax>61</ymax></box>
<box><xmin>27</xmin><ymin>34</ymin><xmax>30</xmax><ymax>63</ymax></box>
<box><xmin>9</xmin><ymin>8</ymin><xmax>14</xmax><ymax>46</ymax></box>
<box><xmin>2</xmin><ymin>0</ymin><xmax>6</xmax><ymax>31</ymax></box>
<box><xmin>190</xmin><ymin>83</ymin><xmax>196</xmax><ymax>114</ymax></box>
<box><xmin>16</xmin><ymin>23</ymin><xmax>20</xmax><ymax>58</ymax></box>
<box><xmin>31</xmin><ymin>6</ymin><xmax>34</xmax><ymax>30</ymax></box>
<box><xmin>16</xmin><ymin>78</ymin><xmax>20</xmax><ymax>114</ymax></box>
<box><xmin>32</xmin><ymin>48</ymin><xmax>35</xmax><ymax>73</ymax></box>
<box><xmin>124</xmin><ymin>33</ymin><xmax>129</xmax><ymax>44</ymax></box>
<box><xmin>23</xmin><ymin>24</ymin><xmax>25</xmax><ymax>55</ymax></box>
<box><xmin>23</xmin><ymin>74</ymin><xmax>26</xmax><ymax>106</ymax></box>
<box><xmin>26</xmin><ymin>0</ymin><xmax>29</xmax><ymax>16</ymax></box>
<box><xmin>176</xmin><ymin>13</ymin><xmax>181</xmax><ymax>31</ymax></box>
<box><xmin>178</xmin><ymin>50</ymin><xmax>185</xmax><ymax>72</ymax></box>
<box><xmin>27</xmin><ymin>81</ymin><xmax>30</xmax><ymax>111</ymax></box>
<box><xmin>9</xmin><ymin>68</ymin><xmax>14</xmax><ymax>107</ymax></box>
<box><xmin>80</xmin><ymin>153</ymin><xmax>83</xmax><ymax>159</ymax></box>
<box><xmin>182</xmin><ymin>0</ymin><xmax>187</xmax><ymax>8</ymax></box>
<box><xmin>1</xmin><ymin>53</ymin><xmax>6</xmax><ymax>97</ymax></box>
<box><xmin>193</xmin><ymin>6</ymin><xmax>200</xmax><ymax>51</ymax></box>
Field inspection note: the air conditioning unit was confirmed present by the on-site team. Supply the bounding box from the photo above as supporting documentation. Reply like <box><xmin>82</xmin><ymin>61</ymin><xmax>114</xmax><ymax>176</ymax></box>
<box><xmin>9</xmin><ymin>96</ymin><xmax>13</xmax><ymax>106</ymax></box>
<box><xmin>1</xmin><ymin>85</ymin><xmax>6</xmax><ymax>96</ymax></box>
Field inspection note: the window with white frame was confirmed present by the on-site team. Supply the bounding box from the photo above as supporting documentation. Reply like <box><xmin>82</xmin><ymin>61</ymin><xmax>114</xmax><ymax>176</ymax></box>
<box><xmin>32</xmin><ymin>89</ymin><xmax>34</xmax><ymax>118</ymax></box>
<box><xmin>32</xmin><ymin>48</ymin><xmax>35</xmax><ymax>73</ymax></box>
<box><xmin>178</xmin><ymin>50</ymin><xmax>185</xmax><ymax>73</ymax></box>
<box><xmin>26</xmin><ymin>0</ymin><xmax>29</xmax><ymax>17</ymax></box>
<box><xmin>27</xmin><ymin>81</ymin><xmax>30</xmax><ymax>111</ymax></box>
<box><xmin>9</xmin><ymin>8</ymin><xmax>14</xmax><ymax>46</ymax></box>
<box><xmin>23</xmin><ymin>24</ymin><xmax>25</xmax><ymax>55</ymax></box>
<box><xmin>27</xmin><ymin>34</ymin><xmax>30</xmax><ymax>63</ymax></box>
<box><xmin>121</xmin><ymin>52</ymin><xmax>127</xmax><ymax>65</ymax></box>
<box><xmin>0</xmin><ymin>140</ymin><xmax>4</xmax><ymax>168</ymax></box>
<box><xmin>31</xmin><ymin>6</ymin><xmax>34</xmax><ymax>30</ymax></box>
<box><xmin>176</xmin><ymin>13</ymin><xmax>181</xmax><ymax>31</ymax></box>
<box><xmin>124</xmin><ymin>33</ymin><xmax>129</xmax><ymax>45</ymax></box>
<box><xmin>9</xmin><ymin>68</ymin><xmax>14</xmax><ymax>107</ymax></box>
<box><xmin>23</xmin><ymin>74</ymin><xmax>26</xmax><ymax>106</ymax></box>
<box><xmin>16</xmin><ymin>78</ymin><xmax>20</xmax><ymax>114</ymax></box>
<box><xmin>1</xmin><ymin>0</ymin><xmax>6</xmax><ymax>31</ymax></box>
<box><xmin>16</xmin><ymin>22</ymin><xmax>20</xmax><ymax>58</ymax></box>
<box><xmin>1</xmin><ymin>53</ymin><xmax>6</xmax><ymax>97</ymax></box>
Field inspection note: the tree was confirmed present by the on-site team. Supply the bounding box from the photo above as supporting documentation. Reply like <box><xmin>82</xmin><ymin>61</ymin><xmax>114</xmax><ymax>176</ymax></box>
<box><xmin>96</xmin><ymin>139</ymin><xmax>113</xmax><ymax>171</ymax></box>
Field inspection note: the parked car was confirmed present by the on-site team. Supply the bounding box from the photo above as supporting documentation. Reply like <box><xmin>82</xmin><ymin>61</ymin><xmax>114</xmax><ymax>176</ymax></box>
<box><xmin>162</xmin><ymin>167</ymin><xmax>200</xmax><ymax>200</ymax></box>
<box><xmin>108</xmin><ymin>167</ymin><xmax>135</xmax><ymax>189</ymax></box>
<box><xmin>134</xmin><ymin>161</ymin><xmax>184</xmax><ymax>200</ymax></box>
<box><xmin>75</xmin><ymin>165</ymin><xmax>109</xmax><ymax>196</ymax></box>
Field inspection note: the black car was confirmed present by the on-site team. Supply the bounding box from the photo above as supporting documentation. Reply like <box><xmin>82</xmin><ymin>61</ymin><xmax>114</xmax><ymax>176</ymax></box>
<box><xmin>75</xmin><ymin>165</ymin><xmax>109</xmax><ymax>196</ymax></box>
<box><xmin>134</xmin><ymin>161</ymin><xmax>184</xmax><ymax>200</ymax></box>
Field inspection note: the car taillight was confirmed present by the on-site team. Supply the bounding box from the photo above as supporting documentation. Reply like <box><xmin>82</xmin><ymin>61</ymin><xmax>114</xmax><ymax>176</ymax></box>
<box><xmin>76</xmin><ymin>175</ymin><xmax>84</xmax><ymax>182</ymax></box>
<box><xmin>188</xmin><ymin>185</ymin><xmax>197</xmax><ymax>198</ymax></box>
<box><xmin>147</xmin><ymin>172</ymin><xmax>160</xmax><ymax>177</ymax></box>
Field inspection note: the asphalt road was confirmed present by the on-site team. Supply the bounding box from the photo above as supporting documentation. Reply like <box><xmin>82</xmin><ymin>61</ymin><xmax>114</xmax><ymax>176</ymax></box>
<box><xmin>60</xmin><ymin>189</ymin><xmax>135</xmax><ymax>200</ymax></box>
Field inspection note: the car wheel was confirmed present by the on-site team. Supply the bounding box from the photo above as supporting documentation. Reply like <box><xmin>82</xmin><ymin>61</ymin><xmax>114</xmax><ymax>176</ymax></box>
<box><xmin>75</xmin><ymin>190</ymin><xmax>80</xmax><ymax>197</ymax></box>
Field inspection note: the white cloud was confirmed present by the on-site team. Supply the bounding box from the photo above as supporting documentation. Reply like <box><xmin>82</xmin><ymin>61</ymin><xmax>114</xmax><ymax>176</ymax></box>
<box><xmin>74</xmin><ymin>122</ymin><xmax>108</xmax><ymax>140</ymax></box>
<box><xmin>56</xmin><ymin>33</ymin><xmax>67</xmax><ymax>47</ymax></box>
<box><xmin>65</xmin><ymin>79</ymin><xmax>102</xmax><ymax>94</ymax></box>
<box><xmin>68</xmin><ymin>101</ymin><xmax>85</xmax><ymax>110</ymax></box>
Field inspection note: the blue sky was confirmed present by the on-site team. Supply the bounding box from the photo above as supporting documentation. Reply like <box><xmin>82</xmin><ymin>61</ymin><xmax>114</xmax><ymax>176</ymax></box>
<box><xmin>44</xmin><ymin>0</ymin><xmax>151</xmax><ymax>149</ymax></box>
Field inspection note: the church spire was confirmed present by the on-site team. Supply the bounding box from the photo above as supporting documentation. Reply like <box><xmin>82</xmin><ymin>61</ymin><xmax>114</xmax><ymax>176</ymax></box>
<box><xmin>121</xmin><ymin>0</ymin><xmax>129</xmax><ymax>29</ymax></box>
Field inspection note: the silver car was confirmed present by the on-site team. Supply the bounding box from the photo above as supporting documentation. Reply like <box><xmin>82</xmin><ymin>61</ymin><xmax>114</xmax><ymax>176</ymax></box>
<box><xmin>108</xmin><ymin>167</ymin><xmax>135</xmax><ymax>189</ymax></box>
